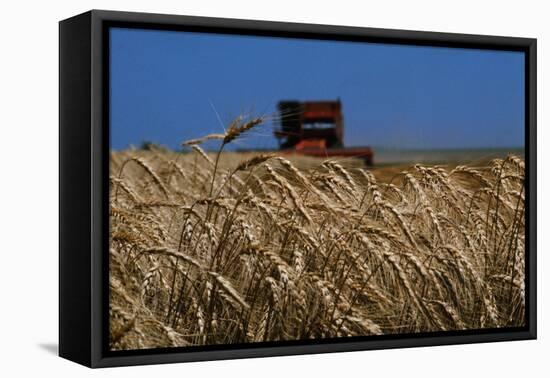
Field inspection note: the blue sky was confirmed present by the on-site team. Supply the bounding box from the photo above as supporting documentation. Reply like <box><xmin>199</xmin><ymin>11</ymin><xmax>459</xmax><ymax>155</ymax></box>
<box><xmin>109</xmin><ymin>27</ymin><xmax>525</xmax><ymax>151</ymax></box>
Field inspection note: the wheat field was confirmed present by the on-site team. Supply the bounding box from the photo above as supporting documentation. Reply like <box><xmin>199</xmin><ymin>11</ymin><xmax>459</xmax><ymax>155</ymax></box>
<box><xmin>109</xmin><ymin>118</ymin><xmax>525</xmax><ymax>351</ymax></box>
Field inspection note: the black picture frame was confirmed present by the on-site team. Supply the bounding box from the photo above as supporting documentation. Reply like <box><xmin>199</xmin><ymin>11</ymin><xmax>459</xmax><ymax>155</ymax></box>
<box><xmin>59</xmin><ymin>9</ymin><xmax>537</xmax><ymax>368</ymax></box>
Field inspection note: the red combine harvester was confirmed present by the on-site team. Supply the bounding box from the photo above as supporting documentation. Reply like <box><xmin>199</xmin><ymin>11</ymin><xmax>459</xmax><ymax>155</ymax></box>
<box><xmin>274</xmin><ymin>100</ymin><xmax>374</xmax><ymax>165</ymax></box>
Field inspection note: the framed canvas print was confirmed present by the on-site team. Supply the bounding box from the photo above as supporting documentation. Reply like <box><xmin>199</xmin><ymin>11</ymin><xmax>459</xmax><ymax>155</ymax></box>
<box><xmin>59</xmin><ymin>10</ymin><xmax>537</xmax><ymax>368</ymax></box>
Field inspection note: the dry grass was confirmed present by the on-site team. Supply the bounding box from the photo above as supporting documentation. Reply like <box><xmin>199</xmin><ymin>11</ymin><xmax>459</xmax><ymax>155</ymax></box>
<box><xmin>109</xmin><ymin>117</ymin><xmax>525</xmax><ymax>351</ymax></box>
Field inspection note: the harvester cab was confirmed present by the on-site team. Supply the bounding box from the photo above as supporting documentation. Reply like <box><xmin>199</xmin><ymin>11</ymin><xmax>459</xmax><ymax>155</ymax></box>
<box><xmin>274</xmin><ymin>99</ymin><xmax>374</xmax><ymax>166</ymax></box>
<box><xmin>275</xmin><ymin>100</ymin><xmax>344</xmax><ymax>149</ymax></box>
